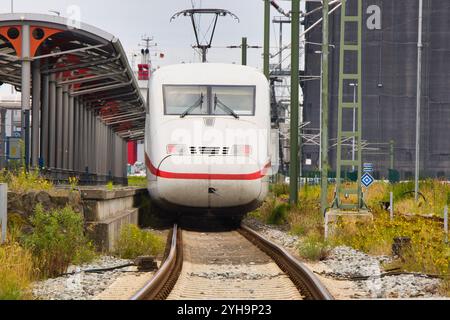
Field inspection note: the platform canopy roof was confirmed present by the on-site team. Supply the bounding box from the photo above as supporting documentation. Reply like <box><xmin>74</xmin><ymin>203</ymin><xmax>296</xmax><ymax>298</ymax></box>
<box><xmin>0</xmin><ymin>13</ymin><xmax>146</xmax><ymax>141</ymax></box>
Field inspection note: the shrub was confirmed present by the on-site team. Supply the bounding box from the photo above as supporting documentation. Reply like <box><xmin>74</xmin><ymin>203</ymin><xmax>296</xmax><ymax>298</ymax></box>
<box><xmin>392</xmin><ymin>181</ymin><xmax>416</xmax><ymax>201</ymax></box>
<box><xmin>298</xmin><ymin>233</ymin><xmax>330</xmax><ymax>261</ymax></box>
<box><xmin>68</xmin><ymin>176</ymin><xmax>79</xmax><ymax>191</ymax></box>
<box><xmin>115</xmin><ymin>224</ymin><xmax>164</xmax><ymax>259</ymax></box>
<box><xmin>289</xmin><ymin>185</ymin><xmax>324</xmax><ymax>238</ymax></box>
<box><xmin>248</xmin><ymin>198</ymin><xmax>276</xmax><ymax>222</ymax></box>
<box><xmin>106</xmin><ymin>181</ymin><xmax>114</xmax><ymax>191</ymax></box>
<box><xmin>0</xmin><ymin>243</ymin><xmax>34</xmax><ymax>300</ymax></box>
<box><xmin>270</xmin><ymin>183</ymin><xmax>289</xmax><ymax>197</ymax></box>
<box><xmin>267</xmin><ymin>203</ymin><xmax>289</xmax><ymax>226</ymax></box>
<box><xmin>331</xmin><ymin>213</ymin><xmax>450</xmax><ymax>276</ymax></box>
<box><xmin>22</xmin><ymin>204</ymin><xmax>96</xmax><ymax>278</ymax></box>
<box><xmin>364</xmin><ymin>181</ymin><xmax>390</xmax><ymax>207</ymax></box>
<box><xmin>289</xmin><ymin>206</ymin><xmax>323</xmax><ymax>237</ymax></box>
<box><xmin>390</xmin><ymin>179</ymin><xmax>450</xmax><ymax>217</ymax></box>
<box><xmin>0</xmin><ymin>169</ymin><xmax>53</xmax><ymax>193</ymax></box>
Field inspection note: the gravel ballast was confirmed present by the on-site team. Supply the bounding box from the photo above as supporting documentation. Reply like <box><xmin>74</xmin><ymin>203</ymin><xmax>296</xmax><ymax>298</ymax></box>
<box><xmin>322</xmin><ymin>246</ymin><xmax>441</xmax><ymax>299</ymax></box>
<box><xmin>32</xmin><ymin>256</ymin><xmax>136</xmax><ymax>300</ymax></box>
<box><xmin>243</xmin><ymin>217</ymin><xmax>445</xmax><ymax>299</ymax></box>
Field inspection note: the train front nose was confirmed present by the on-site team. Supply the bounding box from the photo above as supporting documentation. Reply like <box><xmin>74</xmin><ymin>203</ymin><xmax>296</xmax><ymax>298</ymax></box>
<box><xmin>156</xmin><ymin>156</ymin><xmax>263</xmax><ymax>209</ymax></box>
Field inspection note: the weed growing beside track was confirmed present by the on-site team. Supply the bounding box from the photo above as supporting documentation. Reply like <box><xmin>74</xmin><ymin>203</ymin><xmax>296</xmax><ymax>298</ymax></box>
<box><xmin>0</xmin><ymin>241</ymin><xmax>34</xmax><ymax>300</ymax></box>
<box><xmin>249</xmin><ymin>181</ymin><xmax>450</xmax><ymax>295</ymax></box>
<box><xmin>1</xmin><ymin>203</ymin><xmax>98</xmax><ymax>299</ymax></box>
<box><xmin>115</xmin><ymin>224</ymin><xmax>165</xmax><ymax>260</ymax></box>
<box><xmin>128</xmin><ymin>176</ymin><xmax>147</xmax><ymax>188</ymax></box>
<box><xmin>0</xmin><ymin>169</ymin><xmax>53</xmax><ymax>193</ymax></box>
<box><xmin>23</xmin><ymin>204</ymin><xmax>97</xmax><ymax>279</ymax></box>
<box><xmin>0</xmin><ymin>172</ymin><xmax>161</xmax><ymax>300</ymax></box>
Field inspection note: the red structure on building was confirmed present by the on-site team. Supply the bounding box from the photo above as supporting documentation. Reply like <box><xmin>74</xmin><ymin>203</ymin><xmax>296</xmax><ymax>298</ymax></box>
<box><xmin>127</xmin><ymin>141</ymin><xmax>138</xmax><ymax>165</ymax></box>
<box><xmin>128</xmin><ymin>43</ymin><xmax>152</xmax><ymax>166</ymax></box>
<box><xmin>138</xmin><ymin>63</ymin><xmax>150</xmax><ymax>80</ymax></box>
<box><xmin>128</xmin><ymin>59</ymin><xmax>149</xmax><ymax>165</ymax></box>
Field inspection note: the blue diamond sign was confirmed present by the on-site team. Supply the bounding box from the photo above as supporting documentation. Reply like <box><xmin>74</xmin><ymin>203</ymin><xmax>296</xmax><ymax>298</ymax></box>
<box><xmin>361</xmin><ymin>173</ymin><xmax>375</xmax><ymax>188</ymax></box>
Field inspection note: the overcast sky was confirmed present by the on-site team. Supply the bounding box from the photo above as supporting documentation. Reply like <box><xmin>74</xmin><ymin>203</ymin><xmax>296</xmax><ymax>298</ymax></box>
<box><xmin>1</xmin><ymin>0</ymin><xmax>297</xmax><ymax>70</ymax></box>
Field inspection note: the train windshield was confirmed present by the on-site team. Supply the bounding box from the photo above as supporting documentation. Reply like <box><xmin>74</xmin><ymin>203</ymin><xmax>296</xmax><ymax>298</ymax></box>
<box><xmin>164</xmin><ymin>85</ymin><xmax>255</xmax><ymax>116</ymax></box>
<box><xmin>211</xmin><ymin>86</ymin><xmax>255</xmax><ymax>116</ymax></box>
<box><xmin>164</xmin><ymin>85</ymin><xmax>208</xmax><ymax>115</ymax></box>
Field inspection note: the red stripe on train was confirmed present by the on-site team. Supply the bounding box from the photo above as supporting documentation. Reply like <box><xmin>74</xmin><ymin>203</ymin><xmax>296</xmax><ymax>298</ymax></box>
<box><xmin>145</xmin><ymin>153</ymin><xmax>271</xmax><ymax>181</ymax></box>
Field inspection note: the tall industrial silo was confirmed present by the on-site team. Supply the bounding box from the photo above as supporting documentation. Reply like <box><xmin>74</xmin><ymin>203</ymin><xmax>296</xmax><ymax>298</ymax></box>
<box><xmin>302</xmin><ymin>0</ymin><xmax>450</xmax><ymax>179</ymax></box>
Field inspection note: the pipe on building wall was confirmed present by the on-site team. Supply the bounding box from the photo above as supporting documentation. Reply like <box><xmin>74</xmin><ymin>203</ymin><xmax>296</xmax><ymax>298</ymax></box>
<box><xmin>73</xmin><ymin>98</ymin><xmax>79</xmax><ymax>171</ymax></box>
<box><xmin>21</xmin><ymin>24</ymin><xmax>31</xmax><ymax>168</ymax></box>
<box><xmin>68</xmin><ymin>95</ymin><xmax>74</xmax><ymax>171</ymax></box>
<box><xmin>86</xmin><ymin>108</ymin><xmax>91</xmax><ymax>173</ymax></box>
<box><xmin>62</xmin><ymin>85</ymin><xmax>69</xmax><ymax>169</ymax></box>
<box><xmin>123</xmin><ymin>138</ymin><xmax>128</xmax><ymax>179</ymax></box>
<box><xmin>56</xmin><ymin>85</ymin><xmax>63</xmax><ymax>169</ymax></box>
<box><xmin>41</xmin><ymin>73</ymin><xmax>49</xmax><ymax>167</ymax></box>
<box><xmin>31</xmin><ymin>60</ymin><xmax>41</xmax><ymax>167</ymax></box>
<box><xmin>91</xmin><ymin>113</ymin><xmax>96</xmax><ymax>174</ymax></box>
<box><xmin>83</xmin><ymin>103</ymin><xmax>88</xmax><ymax>172</ymax></box>
<box><xmin>48</xmin><ymin>74</ymin><xmax>56</xmax><ymax>168</ymax></box>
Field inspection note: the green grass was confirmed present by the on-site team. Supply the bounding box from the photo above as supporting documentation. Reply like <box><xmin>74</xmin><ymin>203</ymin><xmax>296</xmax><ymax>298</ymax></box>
<box><xmin>114</xmin><ymin>224</ymin><xmax>165</xmax><ymax>259</ymax></box>
<box><xmin>0</xmin><ymin>243</ymin><xmax>34</xmax><ymax>300</ymax></box>
<box><xmin>270</xmin><ymin>183</ymin><xmax>289</xmax><ymax>197</ymax></box>
<box><xmin>298</xmin><ymin>233</ymin><xmax>330</xmax><ymax>261</ymax></box>
<box><xmin>128</xmin><ymin>176</ymin><xmax>147</xmax><ymax>188</ymax></box>
<box><xmin>0</xmin><ymin>169</ymin><xmax>53</xmax><ymax>193</ymax></box>
<box><xmin>106</xmin><ymin>181</ymin><xmax>114</xmax><ymax>191</ymax></box>
<box><xmin>251</xmin><ymin>181</ymin><xmax>450</xmax><ymax>289</ymax></box>
<box><xmin>267</xmin><ymin>203</ymin><xmax>289</xmax><ymax>225</ymax></box>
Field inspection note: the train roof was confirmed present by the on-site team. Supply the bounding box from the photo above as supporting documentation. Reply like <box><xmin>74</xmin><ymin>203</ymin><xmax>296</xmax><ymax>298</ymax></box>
<box><xmin>152</xmin><ymin>63</ymin><xmax>268</xmax><ymax>86</ymax></box>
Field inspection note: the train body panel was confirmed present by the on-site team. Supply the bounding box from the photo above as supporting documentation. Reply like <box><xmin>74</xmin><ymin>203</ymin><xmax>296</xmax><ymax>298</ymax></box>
<box><xmin>145</xmin><ymin>63</ymin><xmax>271</xmax><ymax>215</ymax></box>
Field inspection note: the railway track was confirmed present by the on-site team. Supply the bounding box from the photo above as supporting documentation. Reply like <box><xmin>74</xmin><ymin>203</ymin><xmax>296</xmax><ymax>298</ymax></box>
<box><xmin>130</xmin><ymin>224</ymin><xmax>333</xmax><ymax>301</ymax></box>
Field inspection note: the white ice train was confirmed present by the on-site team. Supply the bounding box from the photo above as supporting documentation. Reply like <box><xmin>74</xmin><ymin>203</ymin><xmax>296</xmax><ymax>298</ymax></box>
<box><xmin>145</xmin><ymin>63</ymin><xmax>273</xmax><ymax>216</ymax></box>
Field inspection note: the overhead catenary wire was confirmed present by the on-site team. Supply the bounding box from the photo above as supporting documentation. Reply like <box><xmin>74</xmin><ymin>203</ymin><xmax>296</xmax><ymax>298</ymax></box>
<box><xmin>270</xmin><ymin>0</ymin><xmax>342</xmax><ymax>60</ymax></box>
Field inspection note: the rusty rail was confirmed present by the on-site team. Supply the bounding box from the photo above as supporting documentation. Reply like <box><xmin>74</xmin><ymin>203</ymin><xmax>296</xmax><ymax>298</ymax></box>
<box><xmin>130</xmin><ymin>224</ymin><xmax>183</xmax><ymax>300</ymax></box>
<box><xmin>130</xmin><ymin>223</ymin><xmax>333</xmax><ymax>300</ymax></box>
<box><xmin>239</xmin><ymin>225</ymin><xmax>334</xmax><ymax>300</ymax></box>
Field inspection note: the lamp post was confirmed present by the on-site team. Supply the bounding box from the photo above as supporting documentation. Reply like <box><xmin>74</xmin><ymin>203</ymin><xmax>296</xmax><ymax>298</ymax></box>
<box><xmin>263</xmin><ymin>0</ymin><xmax>271</xmax><ymax>79</ymax></box>
<box><xmin>415</xmin><ymin>0</ymin><xmax>423</xmax><ymax>201</ymax></box>
<box><xmin>289</xmin><ymin>0</ymin><xmax>300</xmax><ymax>205</ymax></box>
<box><xmin>349</xmin><ymin>83</ymin><xmax>358</xmax><ymax>171</ymax></box>
<box><xmin>320</xmin><ymin>0</ymin><xmax>330</xmax><ymax>215</ymax></box>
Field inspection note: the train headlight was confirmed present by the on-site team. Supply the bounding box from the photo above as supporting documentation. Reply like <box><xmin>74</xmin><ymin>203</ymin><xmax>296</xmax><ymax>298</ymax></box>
<box><xmin>167</xmin><ymin>144</ymin><xmax>187</xmax><ymax>155</ymax></box>
<box><xmin>232</xmin><ymin>145</ymin><xmax>252</xmax><ymax>156</ymax></box>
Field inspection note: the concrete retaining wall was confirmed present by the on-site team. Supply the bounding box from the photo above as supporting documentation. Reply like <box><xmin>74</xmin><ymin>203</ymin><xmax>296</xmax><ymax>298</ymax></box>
<box><xmin>7</xmin><ymin>187</ymin><xmax>149</xmax><ymax>253</ymax></box>
<box><xmin>80</xmin><ymin>187</ymin><xmax>147</xmax><ymax>252</ymax></box>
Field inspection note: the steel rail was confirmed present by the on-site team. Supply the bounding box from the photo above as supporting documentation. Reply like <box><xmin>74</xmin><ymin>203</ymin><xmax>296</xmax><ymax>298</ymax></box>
<box><xmin>239</xmin><ymin>225</ymin><xmax>334</xmax><ymax>300</ymax></box>
<box><xmin>130</xmin><ymin>223</ymin><xmax>332</xmax><ymax>300</ymax></box>
<box><xmin>130</xmin><ymin>224</ymin><xmax>183</xmax><ymax>300</ymax></box>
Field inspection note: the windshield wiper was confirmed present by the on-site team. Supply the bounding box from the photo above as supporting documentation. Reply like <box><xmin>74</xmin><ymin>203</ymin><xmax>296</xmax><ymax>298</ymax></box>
<box><xmin>213</xmin><ymin>95</ymin><xmax>240</xmax><ymax>119</ymax></box>
<box><xmin>180</xmin><ymin>93</ymin><xmax>204</xmax><ymax>118</ymax></box>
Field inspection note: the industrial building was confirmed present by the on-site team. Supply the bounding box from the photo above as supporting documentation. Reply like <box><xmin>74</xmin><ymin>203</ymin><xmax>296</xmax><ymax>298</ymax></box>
<box><xmin>302</xmin><ymin>0</ymin><xmax>449</xmax><ymax>180</ymax></box>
